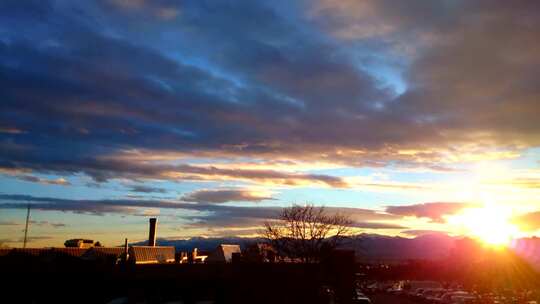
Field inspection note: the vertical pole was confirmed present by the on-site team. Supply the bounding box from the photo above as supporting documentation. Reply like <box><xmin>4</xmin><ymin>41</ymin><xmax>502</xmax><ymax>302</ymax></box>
<box><xmin>23</xmin><ymin>204</ymin><xmax>31</xmax><ymax>248</ymax></box>
<box><xmin>124</xmin><ymin>238</ymin><xmax>129</xmax><ymax>262</ymax></box>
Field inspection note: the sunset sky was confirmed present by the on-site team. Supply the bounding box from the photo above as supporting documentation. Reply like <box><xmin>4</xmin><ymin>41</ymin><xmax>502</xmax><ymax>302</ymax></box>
<box><xmin>1</xmin><ymin>0</ymin><xmax>539</xmax><ymax>247</ymax></box>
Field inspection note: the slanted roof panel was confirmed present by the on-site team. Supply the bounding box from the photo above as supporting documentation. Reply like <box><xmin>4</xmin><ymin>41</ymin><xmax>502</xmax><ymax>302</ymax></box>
<box><xmin>129</xmin><ymin>246</ymin><xmax>175</xmax><ymax>264</ymax></box>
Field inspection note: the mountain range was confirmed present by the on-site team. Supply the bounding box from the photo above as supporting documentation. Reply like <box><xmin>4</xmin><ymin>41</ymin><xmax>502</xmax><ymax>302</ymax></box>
<box><xmin>144</xmin><ymin>233</ymin><xmax>457</xmax><ymax>261</ymax></box>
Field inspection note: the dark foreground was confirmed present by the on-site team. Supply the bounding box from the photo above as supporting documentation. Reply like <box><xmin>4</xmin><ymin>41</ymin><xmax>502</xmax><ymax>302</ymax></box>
<box><xmin>370</xmin><ymin>294</ymin><xmax>419</xmax><ymax>304</ymax></box>
<box><xmin>1</xmin><ymin>252</ymin><xmax>355</xmax><ymax>304</ymax></box>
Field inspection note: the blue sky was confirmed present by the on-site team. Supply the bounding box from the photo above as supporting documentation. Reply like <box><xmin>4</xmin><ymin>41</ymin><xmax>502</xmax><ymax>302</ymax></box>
<box><xmin>1</xmin><ymin>0</ymin><xmax>540</xmax><ymax>247</ymax></box>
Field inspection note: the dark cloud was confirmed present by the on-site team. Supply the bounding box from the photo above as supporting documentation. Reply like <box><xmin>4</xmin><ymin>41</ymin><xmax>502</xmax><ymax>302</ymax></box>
<box><xmin>0</xmin><ymin>145</ymin><xmax>348</xmax><ymax>186</ymax></box>
<box><xmin>385</xmin><ymin>202</ymin><xmax>477</xmax><ymax>223</ymax></box>
<box><xmin>184</xmin><ymin>215</ymin><xmax>268</xmax><ymax>230</ymax></box>
<box><xmin>315</xmin><ymin>0</ymin><xmax>540</xmax><ymax>144</ymax></box>
<box><xmin>185</xmin><ymin>213</ymin><xmax>403</xmax><ymax>231</ymax></box>
<box><xmin>168</xmin><ymin>165</ymin><xmax>348</xmax><ymax>187</ymax></box>
<box><xmin>128</xmin><ymin>185</ymin><xmax>168</xmax><ymax>194</ymax></box>
<box><xmin>0</xmin><ymin>194</ymin><xmax>401</xmax><ymax>231</ymax></box>
<box><xmin>0</xmin><ymin>0</ymin><xmax>538</xmax><ymax>186</ymax></box>
<box><xmin>181</xmin><ymin>188</ymin><xmax>274</xmax><ymax>204</ymax></box>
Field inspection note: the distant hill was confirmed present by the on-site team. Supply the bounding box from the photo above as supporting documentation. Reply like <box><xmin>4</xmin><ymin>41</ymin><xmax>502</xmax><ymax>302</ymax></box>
<box><xmin>136</xmin><ymin>236</ymin><xmax>264</xmax><ymax>252</ymax></box>
<box><xmin>141</xmin><ymin>233</ymin><xmax>457</xmax><ymax>260</ymax></box>
<box><xmin>341</xmin><ymin>233</ymin><xmax>456</xmax><ymax>260</ymax></box>
<box><xmin>511</xmin><ymin>237</ymin><xmax>540</xmax><ymax>271</ymax></box>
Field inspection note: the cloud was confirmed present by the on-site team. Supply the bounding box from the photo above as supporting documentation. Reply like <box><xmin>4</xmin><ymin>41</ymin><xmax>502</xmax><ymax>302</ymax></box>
<box><xmin>385</xmin><ymin>202</ymin><xmax>477</xmax><ymax>223</ymax></box>
<box><xmin>128</xmin><ymin>185</ymin><xmax>168</xmax><ymax>193</ymax></box>
<box><xmin>350</xmin><ymin>221</ymin><xmax>406</xmax><ymax>230</ymax></box>
<box><xmin>17</xmin><ymin>175</ymin><xmax>71</xmax><ymax>186</ymax></box>
<box><xmin>195</xmin><ymin>227</ymin><xmax>263</xmax><ymax>238</ymax></box>
<box><xmin>0</xmin><ymin>236</ymin><xmax>54</xmax><ymax>244</ymax></box>
<box><xmin>0</xmin><ymin>127</ymin><xmax>24</xmax><ymax>134</ymax></box>
<box><xmin>0</xmin><ymin>194</ymin><xmax>404</xmax><ymax>232</ymax></box>
<box><xmin>401</xmin><ymin>229</ymin><xmax>449</xmax><ymax>237</ymax></box>
<box><xmin>18</xmin><ymin>236</ymin><xmax>54</xmax><ymax>243</ymax></box>
<box><xmin>513</xmin><ymin>211</ymin><xmax>540</xmax><ymax>232</ymax></box>
<box><xmin>105</xmin><ymin>0</ymin><xmax>180</xmax><ymax>20</ymax></box>
<box><xmin>0</xmin><ymin>220</ymin><xmax>19</xmax><ymax>226</ymax></box>
<box><xmin>180</xmin><ymin>188</ymin><xmax>274</xmax><ymax>204</ymax></box>
<box><xmin>0</xmin><ymin>145</ymin><xmax>349</xmax><ymax>186</ymax></box>
<box><xmin>134</xmin><ymin>208</ymin><xmax>160</xmax><ymax>217</ymax></box>
<box><xmin>0</xmin><ymin>194</ymin><xmax>283</xmax><ymax>218</ymax></box>
<box><xmin>1</xmin><ymin>0</ymin><xmax>538</xmax><ymax>188</ymax></box>
<box><xmin>184</xmin><ymin>210</ymin><xmax>403</xmax><ymax>232</ymax></box>
<box><xmin>184</xmin><ymin>215</ymin><xmax>268</xmax><ymax>230</ymax></box>
<box><xmin>29</xmin><ymin>220</ymin><xmax>67</xmax><ymax>228</ymax></box>
<box><xmin>166</xmin><ymin>165</ymin><xmax>348</xmax><ymax>187</ymax></box>
<box><xmin>0</xmin><ymin>170</ymin><xmax>71</xmax><ymax>185</ymax></box>
<box><xmin>344</xmin><ymin>176</ymin><xmax>431</xmax><ymax>192</ymax></box>
<box><xmin>0</xmin><ymin>0</ymin><xmax>537</xmax><ymax>206</ymax></box>
<box><xmin>488</xmin><ymin>177</ymin><xmax>540</xmax><ymax>189</ymax></box>
<box><xmin>0</xmin><ymin>219</ymin><xmax>66</xmax><ymax>228</ymax></box>
<box><xmin>304</xmin><ymin>0</ymin><xmax>540</xmax><ymax>156</ymax></box>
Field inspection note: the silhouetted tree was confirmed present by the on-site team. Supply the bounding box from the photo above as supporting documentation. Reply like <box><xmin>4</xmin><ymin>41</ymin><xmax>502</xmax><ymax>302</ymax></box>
<box><xmin>264</xmin><ymin>204</ymin><xmax>352</xmax><ymax>263</ymax></box>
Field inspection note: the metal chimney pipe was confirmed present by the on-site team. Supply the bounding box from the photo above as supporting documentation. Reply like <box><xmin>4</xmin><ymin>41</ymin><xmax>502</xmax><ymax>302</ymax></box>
<box><xmin>148</xmin><ymin>218</ymin><xmax>157</xmax><ymax>246</ymax></box>
<box><xmin>124</xmin><ymin>238</ymin><xmax>129</xmax><ymax>262</ymax></box>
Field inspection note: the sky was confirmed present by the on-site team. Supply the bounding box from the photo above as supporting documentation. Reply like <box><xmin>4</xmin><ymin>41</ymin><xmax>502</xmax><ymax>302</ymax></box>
<box><xmin>1</xmin><ymin>0</ymin><xmax>539</xmax><ymax>248</ymax></box>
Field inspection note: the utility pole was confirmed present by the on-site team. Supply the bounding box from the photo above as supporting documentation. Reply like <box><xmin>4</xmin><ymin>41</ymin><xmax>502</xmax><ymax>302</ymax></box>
<box><xmin>23</xmin><ymin>204</ymin><xmax>31</xmax><ymax>248</ymax></box>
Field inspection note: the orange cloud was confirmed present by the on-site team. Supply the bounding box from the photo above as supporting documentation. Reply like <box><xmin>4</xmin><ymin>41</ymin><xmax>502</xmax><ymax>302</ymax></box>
<box><xmin>385</xmin><ymin>202</ymin><xmax>479</xmax><ymax>223</ymax></box>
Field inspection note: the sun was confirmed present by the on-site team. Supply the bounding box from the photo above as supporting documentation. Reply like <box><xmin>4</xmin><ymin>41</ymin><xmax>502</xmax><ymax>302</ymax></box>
<box><xmin>449</xmin><ymin>205</ymin><xmax>519</xmax><ymax>247</ymax></box>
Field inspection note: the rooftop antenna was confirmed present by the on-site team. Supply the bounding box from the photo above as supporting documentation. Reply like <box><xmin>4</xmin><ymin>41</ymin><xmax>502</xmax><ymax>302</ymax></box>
<box><xmin>23</xmin><ymin>204</ymin><xmax>31</xmax><ymax>248</ymax></box>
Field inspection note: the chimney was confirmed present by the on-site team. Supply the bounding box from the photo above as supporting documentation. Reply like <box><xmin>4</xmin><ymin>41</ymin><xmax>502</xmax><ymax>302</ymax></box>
<box><xmin>123</xmin><ymin>238</ymin><xmax>129</xmax><ymax>262</ymax></box>
<box><xmin>148</xmin><ymin>218</ymin><xmax>157</xmax><ymax>246</ymax></box>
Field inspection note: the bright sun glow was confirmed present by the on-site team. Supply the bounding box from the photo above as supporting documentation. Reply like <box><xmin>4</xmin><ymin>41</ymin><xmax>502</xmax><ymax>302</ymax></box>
<box><xmin>449</xmin><ymin>205</ymin><xmax>519</xmax><ymax>247</ymax></box>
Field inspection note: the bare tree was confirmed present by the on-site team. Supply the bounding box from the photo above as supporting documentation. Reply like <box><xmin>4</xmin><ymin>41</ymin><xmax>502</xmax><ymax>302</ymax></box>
<box><xmin>264</xmin><ymin>204</ymin><xmax>352</xmax><ymax>263</ymax></box>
